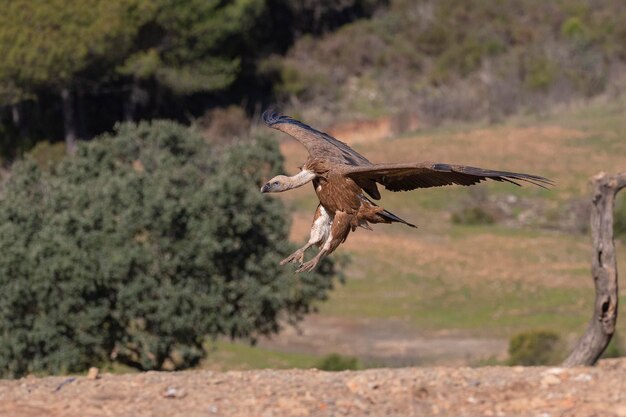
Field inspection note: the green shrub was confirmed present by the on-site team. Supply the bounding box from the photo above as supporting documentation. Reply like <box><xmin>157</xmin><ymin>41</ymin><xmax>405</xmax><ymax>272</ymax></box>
<box><xmin>602</xmin><ymin>333</ymin><xmax>624</xmax><ymax>359</ymax></box>
<box><xmin>561</xmin><ymin>17</ymin><xmax>589</xmax><ymax>42</ymax></box>
<box><xmin>415</xmin><ymin>25</ymin><xmax>450</xmax><ymax>56</ymax></box>
<box><xmin>508</xmin><ymin>330</ymin><xmax>563</xmax><ymax>366</ymax></box>
<box><xmin>434</xmin><ymin>38</ymin><xmax>486</xmax><ymax>81</ymax></box>
<box><xmin>277</xmin><ymin>62</ymin><xmax>309</xmax><ymax>98</ymax></box>
<box><xmin>316</xmin><ymin>353</ymin><xmax>360</xmax><ymax>371</ymax></box>
<box><xmin>26</xmin><ymin>140</ymin><xmax>67</xmax><ymax>169</ymax></box>
<box><xmin>523</xmin><ymin>56</ymin><xmax>557</xmax><ymax>91</ymax></box>
<box><xmin>0</xmin><ymin>121</ymin><xmax>337</xmax><ymax>378</ymax></box>
<box><xmin>452</xmin><ymin>206</ymin><xmax>495</xmax><ymax>226</ymax></box>
<box><xmin>615</xmin><ymin>193</ymin><xmax>626</xmax><ymax>239</ymax></box>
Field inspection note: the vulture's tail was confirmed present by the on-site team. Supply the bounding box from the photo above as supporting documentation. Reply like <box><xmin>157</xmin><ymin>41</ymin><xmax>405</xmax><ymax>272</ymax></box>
<box><xmin>379</xmin><ymin>208</ymin><xmax>417</xmax><ymax>228</ymax></box>
<box><xmin>359</xmin><ymin>194</ymin><xmax>417</xmax><ymax>228</ymax></box>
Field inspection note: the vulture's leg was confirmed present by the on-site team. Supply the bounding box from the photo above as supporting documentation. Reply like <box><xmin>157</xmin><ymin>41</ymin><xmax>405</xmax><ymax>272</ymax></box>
<box><xmin>297</xmin><ymin>211</ymin><xmax>352</xmax><ymax>273</ymax></box>
<box><xmin>281</xmin><ymin>205</ymin><xmax>331</xmax><ymax>266</ymax></box>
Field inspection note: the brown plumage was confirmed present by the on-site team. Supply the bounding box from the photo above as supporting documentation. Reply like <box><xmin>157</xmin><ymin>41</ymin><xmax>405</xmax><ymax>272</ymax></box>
<box><xmin>260</xmin><ymin>111</ymin><xmax>553</xmax><ymax>272</ymax></box>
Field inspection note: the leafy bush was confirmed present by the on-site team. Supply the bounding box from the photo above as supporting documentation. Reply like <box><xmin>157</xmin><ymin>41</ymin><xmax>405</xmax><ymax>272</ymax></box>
<box><xmin>523</xmin><ymin>56</ymin><xmax>557</xmax><ymax>91</ymax></box>
<box><xmin>561</xmin><ymin>17</ymin><xmax>589</xmax><ymax>42</ymax></box>
<box><xmin>615</xmin><ymin>193</ymin><xmax>626</xmax><ymax>240</ymax></box>
<box><xmin>316</xmin><ymin>353</ymin><xmax>360</xmax><ymax>371</ymax></box>
<box><xmin>25</xmin><ymin>140</ymin><xmax>67</xmax><ymax>169</ymax></box>
<box><xmin>508</xmin><ymin>330</ymin><xmax>563</xmax><ymax>366</ymax></box>
<box><xmin>0</xmin><ymin>121</ymin><xmax>337</xmax><ymax>378</ymax></box>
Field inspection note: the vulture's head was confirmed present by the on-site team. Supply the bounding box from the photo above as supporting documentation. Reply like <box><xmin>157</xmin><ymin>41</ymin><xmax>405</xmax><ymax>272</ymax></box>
<box><xmin>260</xmin><ymin>175</ymin><xmax>289</xmax><ymax>193</ymax></box>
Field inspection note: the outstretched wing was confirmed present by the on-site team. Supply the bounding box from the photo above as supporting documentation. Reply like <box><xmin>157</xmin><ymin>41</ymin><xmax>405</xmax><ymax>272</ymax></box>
<box><xmin>344</xmin><ymin>162</ymin><xmax>553</xmax><ymax>191</ymax></box>
<box><xmin>262</xmin><ymin>111</ymin><xmax>371</xmax><ymax>166</ymax></box>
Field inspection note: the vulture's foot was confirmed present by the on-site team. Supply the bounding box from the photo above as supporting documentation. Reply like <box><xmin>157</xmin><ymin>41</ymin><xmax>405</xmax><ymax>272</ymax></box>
<box><xmin>280</xmin><ymin>249</ymin><xmax>305</xmax><ymax>266</ymax></box>
<box><xmin>296</xmin><ymin>258</ymin><xmax>320</xmax><ymax>273</ymax></box>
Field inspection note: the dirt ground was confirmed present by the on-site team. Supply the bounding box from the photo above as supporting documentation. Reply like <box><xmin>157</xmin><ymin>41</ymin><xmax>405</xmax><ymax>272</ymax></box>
<box><xmin>1</xmin><ymin>358</ymin><xmax>625</xmax><ymax>417</ymax></box>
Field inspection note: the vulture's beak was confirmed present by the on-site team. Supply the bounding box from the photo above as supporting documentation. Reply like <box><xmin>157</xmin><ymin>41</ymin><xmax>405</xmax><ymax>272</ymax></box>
<box><xmin>260</xmin><ymin>183</ymin><xmax>270</xmax><ymax>193</ymax></box>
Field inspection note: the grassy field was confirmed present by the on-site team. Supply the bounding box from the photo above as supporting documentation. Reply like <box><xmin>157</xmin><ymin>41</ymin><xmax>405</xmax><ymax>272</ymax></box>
<box><xmin>209</xmin><ymin>97</ymin><xmax>626</xmax><ymax>369</ymax></box>
<box><xmin>202</xmin><ymin>340</ymin><xmax>320</xmax><ymax>371</ymax></box>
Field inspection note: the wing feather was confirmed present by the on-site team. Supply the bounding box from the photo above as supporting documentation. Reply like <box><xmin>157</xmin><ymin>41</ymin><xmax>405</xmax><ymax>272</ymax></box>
<box><xmin>344</xmin><ymin>162</ymin><xmax>553</xmax><ymax>191</ymax></box>
<box><xmin>262</xmin><ymin>111</ymin><xmax>371</xmax><ymax>166</ymax></box>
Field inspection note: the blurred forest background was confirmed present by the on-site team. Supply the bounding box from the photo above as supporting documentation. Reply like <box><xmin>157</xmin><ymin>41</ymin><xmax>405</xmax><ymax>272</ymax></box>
<box><xmin>2</xmin><ymin>0</ymin><xmax>626</xmax><ymax>157</ymax></box>
<box><xmin>1</xmin><ymin>0</ymin><xmax>626</xmax><ymax>378</ymax></box>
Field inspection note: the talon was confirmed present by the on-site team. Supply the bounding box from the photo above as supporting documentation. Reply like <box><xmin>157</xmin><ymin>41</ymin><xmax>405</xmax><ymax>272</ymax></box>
<box><xmin>280</xmin><ymin>249</ymin><xmax>305</xmax><ymax>266</ymax></box>
<box><xmin>296</xmin><ymin>259</ymin><xmax>318</xmax><ymax>273</ymax></box>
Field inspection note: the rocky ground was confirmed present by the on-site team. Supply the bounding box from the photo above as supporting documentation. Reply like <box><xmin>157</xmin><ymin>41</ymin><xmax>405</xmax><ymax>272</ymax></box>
<box><xmin>1</xmin><ymin>358</ymin><xmax>625</xmax><ymax>417</ymax></box>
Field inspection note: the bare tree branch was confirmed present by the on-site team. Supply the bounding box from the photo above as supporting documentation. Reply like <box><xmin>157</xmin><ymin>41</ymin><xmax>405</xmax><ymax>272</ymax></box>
<box><xmin>563</xmin><ymin>172</ymin><xmax>626</xmax><ymax>366</ymax></box>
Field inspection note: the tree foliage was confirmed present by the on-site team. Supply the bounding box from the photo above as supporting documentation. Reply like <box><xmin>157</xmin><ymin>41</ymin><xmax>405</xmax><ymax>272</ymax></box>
<box><xmin>119</xmin><ymin>0</ymin><xmax>265</xmax><ymax>94</ymax></box>
<box><xmin>0</xmin><ymin>0</ymin><xmax>152</xmax><ymax>150</ymax></box>
<box><xmin>0</xmin><ymin>0</ymin><xmax>384</xmax><ymax>158</ymax></box>
<box><xmin>0</xmin><ymin>121</ymin><xmax>336</xmax><ymax>378</ymax></box>
<box><xmin>0</xmin><ymin>0</ymin><xmax>147</xmax><ymax>95</ymax></box>
<box><xmin>0</xmin><ymin>0</ymin><xmax>265</xmax><ymax>96</ymax></box>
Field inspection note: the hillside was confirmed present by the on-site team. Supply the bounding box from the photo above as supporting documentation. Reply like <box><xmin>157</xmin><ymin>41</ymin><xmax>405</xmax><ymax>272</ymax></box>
<box><xmin>2</xmin><ymin>358</ymin><xmax>625</xmax><ymax>417</ymax></box>
<box><xmin>276</xmin><ymin>0</ymin><xmax>626</xmax><ymax>126</ymax></box>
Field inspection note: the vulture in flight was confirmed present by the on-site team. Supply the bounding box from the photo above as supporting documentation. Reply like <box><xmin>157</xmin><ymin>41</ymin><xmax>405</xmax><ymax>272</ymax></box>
<box><xmin>260</xmin><ymin>111</ymin><xmax>552</xmax><ymax>272</ymax></box>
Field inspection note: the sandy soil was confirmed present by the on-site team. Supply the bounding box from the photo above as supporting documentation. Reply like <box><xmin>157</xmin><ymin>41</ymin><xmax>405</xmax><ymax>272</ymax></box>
<box><xmin>1</xmin><ymin>359</ymin><xmax>625</xmax><ymax>417</ymax></box>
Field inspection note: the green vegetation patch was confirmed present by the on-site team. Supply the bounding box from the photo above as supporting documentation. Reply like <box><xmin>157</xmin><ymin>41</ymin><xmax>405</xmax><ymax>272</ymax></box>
<box><xmin>316</xmin><ymin>353</ymin><xmax>361</xmax><ymax>371</ymax></box>
<box><xmin>319</xmin><ymin>261</ymin><xmax>591</xmax><ymax>336</ymax></box>
<box><xmin>508</xmin><ymin>330</ymin><xmax>564</xmax><ymax>366</ymax></box>
<box><xmin>615</xmin><ymin>193</ymin><xmax>626</xmax><ymax>240</ymax></box>
<box><xmin>203</xmin><ymin>340</ymin><xmax>319</xmax><ymax>371</ymax></box>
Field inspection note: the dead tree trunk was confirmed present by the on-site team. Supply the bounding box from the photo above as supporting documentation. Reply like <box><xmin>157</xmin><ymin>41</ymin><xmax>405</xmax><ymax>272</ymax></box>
<box><xmin>563</xmin><ymin>172</ymin><xmax>626</xmax><ymax>366</ymax></box>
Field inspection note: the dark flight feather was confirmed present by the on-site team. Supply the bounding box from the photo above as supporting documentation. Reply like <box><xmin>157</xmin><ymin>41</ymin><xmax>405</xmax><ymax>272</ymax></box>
<box><xmin>344</xmin><ymin>162</ymin><xmax>553</xmax><ymax>191</ymax></box>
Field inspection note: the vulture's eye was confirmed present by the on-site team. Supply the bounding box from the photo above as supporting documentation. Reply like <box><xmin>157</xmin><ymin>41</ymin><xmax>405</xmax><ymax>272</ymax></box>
<box><xmin>272</xmin><ymin>181</ymin><xmax>279</xmax><ymax>186</ymax></box>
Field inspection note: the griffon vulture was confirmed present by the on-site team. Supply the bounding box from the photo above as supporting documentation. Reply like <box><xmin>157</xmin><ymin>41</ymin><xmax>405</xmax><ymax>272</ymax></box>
<box><xmin>260</xmin><ymin>111</ymin><xmax>552</xmax><ymax>272</ymax></box>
